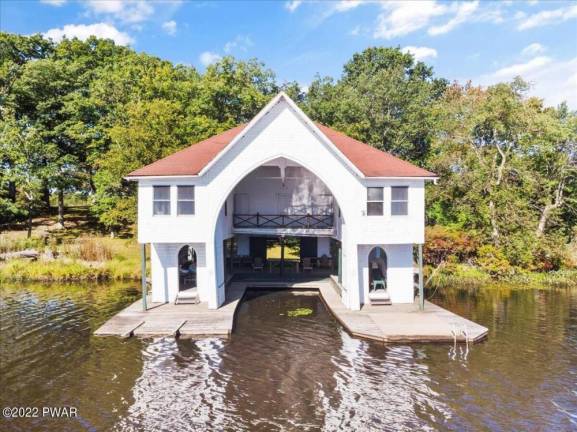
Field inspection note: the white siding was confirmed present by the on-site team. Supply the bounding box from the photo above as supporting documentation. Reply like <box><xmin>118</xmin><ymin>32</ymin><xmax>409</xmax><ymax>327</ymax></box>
<box><xmin>137</xmin><ymin>96</ymin><xmax>428</xmax><ymax>309</ymax></box>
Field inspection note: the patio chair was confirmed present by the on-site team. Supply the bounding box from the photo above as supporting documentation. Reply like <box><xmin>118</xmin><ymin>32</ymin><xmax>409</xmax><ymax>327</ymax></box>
<box><xmin>252</xmin><ymin>257</ymin><xmax>264</xmax><ymax>272</ymax></box>
<box><xmin>319</xmin><ymin>255</ymin><xmax>330</xmax><ymax>269</ymax></box>
<box><xmin>302</xmin><ymin>257</ymin><xmax>313</xmax><ymax>272</ymax></box>
<box><xmin>370</xmin><ymin>268</ymin><xmax>386</xmax><ymax>291</ymax></box>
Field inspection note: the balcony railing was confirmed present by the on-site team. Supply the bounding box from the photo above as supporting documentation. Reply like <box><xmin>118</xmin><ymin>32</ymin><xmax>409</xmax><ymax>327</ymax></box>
<box><xmin>233</xmin><ymin>213</ymin><xmax>334</xmax><ymax>229</ymax></box>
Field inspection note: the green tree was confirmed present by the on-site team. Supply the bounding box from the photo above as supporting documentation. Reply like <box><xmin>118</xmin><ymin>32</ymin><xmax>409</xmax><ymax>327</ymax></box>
<box><xmin>303</xmin><ymin>47</ymin><xmax>447</xmax><ymax>162</ymax></box>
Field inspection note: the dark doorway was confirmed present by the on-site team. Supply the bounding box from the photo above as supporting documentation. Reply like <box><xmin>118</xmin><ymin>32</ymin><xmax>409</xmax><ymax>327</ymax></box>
<box><xmin>300</xmin><ymin>237</ymin><xmax>317</xmax><ymax>258</ymax></box>
<box><xmin>250</xmin><ymin>237</ymin><xmax>267</xmax><ymax>259</ymax></box>
<box><xmin>178</xmin><ymin>245</ymin><xmax>197</xmax><ymax>291</ymax></box>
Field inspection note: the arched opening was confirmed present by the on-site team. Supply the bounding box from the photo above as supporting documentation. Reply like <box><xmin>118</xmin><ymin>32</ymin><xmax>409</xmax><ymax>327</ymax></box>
<box><xmin>178</xmin><ymin>245</ymin><xmax>197</xmax><ymax>291</ymax></box>
<box><xmin>217</xmin><ymin>156</ymin><xmax>343</xmax><ymax>281</ymax></box>
<box><xmin>368</xmin><ymin>247</ymin><xmax>388</xmax><ymax>298</ymax></box>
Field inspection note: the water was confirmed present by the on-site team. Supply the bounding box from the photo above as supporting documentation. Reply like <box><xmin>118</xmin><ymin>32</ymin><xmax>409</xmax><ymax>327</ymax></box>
<box><xmin>1</xmin><ymin>283</ymin><xmax>576</xmax><ymax>431</ymax></box>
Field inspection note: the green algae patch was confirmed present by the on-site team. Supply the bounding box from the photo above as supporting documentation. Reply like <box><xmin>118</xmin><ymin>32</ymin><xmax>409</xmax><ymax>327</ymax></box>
<box><xmin>286</xmin><ymin>308</ymin><xmax>313</xmax><ymax>317</ymax></box>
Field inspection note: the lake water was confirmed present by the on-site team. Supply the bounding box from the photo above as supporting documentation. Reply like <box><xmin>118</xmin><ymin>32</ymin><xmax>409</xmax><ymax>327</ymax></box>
<box><xmin>1</xmin><ymin>282</ymin><xmax>576</xmax><ymax>431</ymax></box>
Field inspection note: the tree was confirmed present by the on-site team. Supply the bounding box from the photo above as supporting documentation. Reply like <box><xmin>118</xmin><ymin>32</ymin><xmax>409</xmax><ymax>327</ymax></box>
<box><xmin>427</xmin><ymin>78</ymin><xmax>577</xmax><ymax>268</ymax></box>
<box><xmin>303</xmin><ymin>47</ymin><xmax>447</xmax><ymax>163</ymax></box>
<box><xmin>0</xmin><ymin>114</ymin><xmax>58</xmax><ymax>236</ymax></box>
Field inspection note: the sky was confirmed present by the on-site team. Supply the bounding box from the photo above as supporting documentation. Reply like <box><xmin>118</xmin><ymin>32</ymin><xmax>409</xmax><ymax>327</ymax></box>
<box><xmin>1</xmin><ymin>0</ymin><xmax>576</xmax><ymax>108</ymax></box>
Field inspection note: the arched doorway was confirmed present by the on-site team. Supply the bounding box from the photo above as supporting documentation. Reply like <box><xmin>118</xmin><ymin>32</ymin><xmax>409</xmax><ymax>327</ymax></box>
<box><xmin>178</xmin><ymin>245</ymin><xmax>197</xmax><ymax>291</ymax></box>
<box><xmin>368</xmin><ymin>247</ymin><xmax>387</xmax><ymax>293</ymax></box>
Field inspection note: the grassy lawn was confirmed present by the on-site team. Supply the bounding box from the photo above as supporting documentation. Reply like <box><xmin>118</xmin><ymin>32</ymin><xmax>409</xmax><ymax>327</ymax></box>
<box><xmin>0</xmin><ymin>208</ymin><xmax>141</xmax><ymax>282</ymax></box>
<box><xmin>266</xmin><ymin>245</ymin><xmax>300</xmax><ymax>260</ymax></box>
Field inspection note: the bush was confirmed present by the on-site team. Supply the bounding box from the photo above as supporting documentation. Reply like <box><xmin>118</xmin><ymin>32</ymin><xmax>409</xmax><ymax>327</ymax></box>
<box><xmin>0</xmin><ymin>235</ymin><xmax>45</xmax><ymax>254</ymax></box>
<box><xmin>424</xmin><ymin>225</ymin><xmax>478</xmax><ymax>265</ymax></box>
<box><xmin>61</xmin><ymin>237</ymin><xmax>113</xmax><ymax>261</ymax></box>
<box><xmin>532</xmin><ymin>237</ymin><xmax>567</xmax><ymax>271</ymax></box>
<box><xmin>476</xmin><ymin>245</ymin><xmax>513</xmax><ymax>277</ymax></box>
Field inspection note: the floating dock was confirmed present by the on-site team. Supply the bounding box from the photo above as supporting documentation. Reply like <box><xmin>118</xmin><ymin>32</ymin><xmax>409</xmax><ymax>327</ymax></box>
<box><xmin>95</xmin><ymin>278</ymin><xmax>488</xmax><ymax>343</ymax></box>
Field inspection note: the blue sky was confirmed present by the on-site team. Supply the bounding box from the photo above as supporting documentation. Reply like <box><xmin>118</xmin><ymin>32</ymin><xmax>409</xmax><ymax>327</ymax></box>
<box><xmin>2</xmin><ymin>0</ymin><xmax>576</xmax><ymax>108</ymax></box>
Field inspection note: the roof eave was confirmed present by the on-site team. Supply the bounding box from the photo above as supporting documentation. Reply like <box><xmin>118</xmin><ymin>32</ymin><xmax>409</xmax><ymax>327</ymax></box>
<box><xmin>365</xmin><ymin>175</ymin><xmax>438</xmax><ymax>180</ymax></box>
<box><xmin>124</xmin><ymin>174</ymin><xmax>200</xmax><ymax>181</ymax></box>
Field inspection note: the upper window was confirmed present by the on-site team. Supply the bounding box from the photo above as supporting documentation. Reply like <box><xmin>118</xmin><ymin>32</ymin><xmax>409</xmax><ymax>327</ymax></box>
<box><xmin>391</xmin><ymin>186</ymin><xmax>409</xmax><ymax>216</ymax></box>
<box><xmin>367</xmin><ymin>187</ymin><xmax>384</xmax><ymax>216</ymax></box>
<box><xmin>153</xmin><ymin>186</ymin><xmax>171</xmax><ymax>215</ymax></box>
<box><xmin>177</xmin><ymin>186</ymin><xmax>195</xmax><ymax>215</ymax></box>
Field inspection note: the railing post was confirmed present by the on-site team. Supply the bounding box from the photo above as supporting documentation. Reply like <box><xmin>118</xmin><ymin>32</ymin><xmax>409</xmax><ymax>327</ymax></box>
<box><xmin>338</xmin><ymin>247</ymin><xmax>342</xmax><ymax>284</ymax></box>
<box><xmin>307</xmin><ymin>213</ymin><xmax>310</xmax><ymax>228</ymax></box>
<box><xmin>140</xmin><ymin>243</ymin><xmax>147</xmax><ymax>311</ymax></box>
<box><xmin>280</xmin><ymin>235</ymin><xmax>285</xmax><ymax>276</ymax></box>
<box><xmin>256</xmin><ymin>212</ymin><xmax>260</xmax><ymax>227</ymax></box>
<box><xmin>418</xmin><ymin>243</ymin><xmax>424</xmax><ymax>311</ymax></box>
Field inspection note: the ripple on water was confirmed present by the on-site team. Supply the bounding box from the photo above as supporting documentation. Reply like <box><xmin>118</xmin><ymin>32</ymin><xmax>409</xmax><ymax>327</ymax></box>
<box><xmin>1</xmin><ymin>285</ymin><xmax>577</xmax><ymax>431</ymax></box>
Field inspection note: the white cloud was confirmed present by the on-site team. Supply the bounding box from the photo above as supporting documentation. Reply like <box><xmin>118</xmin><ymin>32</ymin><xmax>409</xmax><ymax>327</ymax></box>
<box><xmin>476</xmin><ymin>56</ymin><xmax>577</xmax><ymax>108</ymax></box>
<box><xmin>199</xmin><ymin>51</ymin><xmax>221</xmax><ymax>67</ymax></box>
<box><xmin>40</xmin><ymin>0</ymin><xmax>66</xmax><ymax>6</ymax></box>
<box><xmin>223</xmin><ymin>35</ymin><xmax>253</xmax><ymax>54</ymax></box>
<box><xmin>401</xmin><ymin>46</ymin><xmax>438</xmax><ymax>61</ymax></box>
<box><xmin>521</xmin><ymin>43</ymin><xmax>546</xmax><ymax>57</ymax></box>
<box><xmin>285</xmin><ymin>0</ymin><xmax>302</xmax><ymax>13</ymax></box>
<box><xmin>162</xmin><ymin>20</ymin><xmax>177</xmax><ymax>35</ymax></box>
<box><xmin>84</xmin><ymin>0</ymin><xmax>155</xmax><ymax>24</ymax></box>
<box><xmin>349</xmin><ymin>25</ymin><xmax>361</xmax><ymax>36</ymax></box>
<box><xmin>517</xmin><ymin>4</ymin><xmax>577</xmax><ymax>30</ymax></box>
<box><xmin>334</xmin><ymin>0</ymin><xmax>363</xmax><ymax>13</ymax></box>
<box><xmin>428</xmin><ymin>1</ymin><xmax>479</xmax><ymax>36</ymax></box>
<box><xmin>374</xmin><ymin>1</ymin><xmax>447</xmax><ymax>40</ymax></box>
<box><xmin>491</xmin><ymin>56</ymin><xmax>552</xmax><ymax>79</ymax></box>
<box><xmin>43</xmin><ymin>23</ymin><xmax>134</xmax><ymax>45</ymax></box>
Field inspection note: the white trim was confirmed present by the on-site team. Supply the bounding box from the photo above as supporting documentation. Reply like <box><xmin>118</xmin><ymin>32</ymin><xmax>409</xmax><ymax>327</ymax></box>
<box><xmin>197</xmin><ymin>94</ymin><xmax>281</xmax><ymax>176</ymax></box>
<box><xmin>125</xmin><ymin>175</ymin><xmax>199</xmax><ymax>181</ymax></box>
<box><xmin>126</xmin><ymin>175</ymin><xmax>438</xmax><ymax>181</ymax></box>
<box><xmin>198</xmin><ymin>92</ymin><xmax>366</xmax><ymax>179</ymax></box>
<box><xmin>366</xmin><ymin>176</ymin><xmax>438</xmax><ymax>181</ymax></box>
<box><xmin>280</xmin><ymin>93</ymin><xmax>365</xmax><ymax>178</ymax></box>
<box><xmin>124</xmin><ymin>93</ymin><xmax>437</xmax><ymax>182</ymax></box>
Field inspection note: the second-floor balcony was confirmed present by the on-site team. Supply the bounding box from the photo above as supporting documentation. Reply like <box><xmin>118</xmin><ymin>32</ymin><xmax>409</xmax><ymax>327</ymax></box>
<box><xmin>233</xmin><ymin>212</ymin><xmax>334</xmax><ymax>230</ymax></box>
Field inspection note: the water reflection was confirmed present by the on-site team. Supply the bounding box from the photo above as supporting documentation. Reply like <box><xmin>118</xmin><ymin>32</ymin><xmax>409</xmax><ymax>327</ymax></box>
<box><xmin>1</xmin><ymin>284</ymin><xmax>576</xmax><ymax>431</ymax></box>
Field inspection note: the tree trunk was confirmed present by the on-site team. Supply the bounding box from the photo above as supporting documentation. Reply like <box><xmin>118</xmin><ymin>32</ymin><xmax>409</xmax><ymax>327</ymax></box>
<box><xmin>7</xmin><ymin>181</ymin><xmax>16</xmax><ymax>202</ymax></box>
<box><xmin>535</xmin><ymin>179</ymin><xmax>565</xmax><ymax>238</ymax></box>
<box><xmin>42</xmin><ymin>184</ymin><xmax>51</xmax><ymax>212</ymax></box>
<box><xmin>536</xmin><ymin>206</ymin><xmax>553</xmax><ymax>237</ymax></box>
<box><xmin>27</xmin><ymin>203</ymin><xmax>33</xmax><ymax>238</ymax></box>
<box><xmin>88</xmin><ymin>172</ymin><xmax>96</xmax><ymax>194</ymax></box>
<box><xmin>57</xmin><ymin>189</ymin><xmax>65</xmax><ymax>229</ymax></box>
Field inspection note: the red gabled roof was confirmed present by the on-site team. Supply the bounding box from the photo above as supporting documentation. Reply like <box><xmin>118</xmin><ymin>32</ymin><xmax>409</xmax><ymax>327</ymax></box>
<box><xmin>127</xmin><ymin>124</ymin><xmax>246</xmax><ymax>177</ymax></box>
<box><xmin>127</xmin><ymin>122</ymin><xmax>436</xmax><ymax>178</ymax></box>
<box><xmin>315</xmin><ymin>124</ymin><xmax>436</xmax><ymax>178</ymax></box>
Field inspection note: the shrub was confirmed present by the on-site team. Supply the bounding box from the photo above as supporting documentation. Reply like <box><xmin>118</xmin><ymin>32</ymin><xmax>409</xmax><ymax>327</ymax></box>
<box><xmin>476</xmin><ymin>245</ymin><xmax>513</xmax><ymax>277</ymax></box>
<box><xmin>62</xmin><ymin>237</ymin><xmax>113</xmax><ymax>262</ymax></box>
<box><xmin>0</xmin><ymin>236</ymin><xmax>45</xmax><ymax>254</ymax></box>
<box><xmin>424</xmin><ymin>225</ymin><xmax>478</xmax><ymax>265</ymax></box>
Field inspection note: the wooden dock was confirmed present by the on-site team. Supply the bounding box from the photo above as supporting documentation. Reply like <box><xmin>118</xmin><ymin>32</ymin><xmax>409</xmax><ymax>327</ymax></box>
<box><xmin>95</xmin><ymin>278</ymin><xmax>488</xmax><ymax>343</ymax></box>
<box><xmin>319</xmin><ymin>278</ymin><xmax>488</xmax><ymax>343</ymax></box>
<box><xmin>94</xmin><ymin>285</ymin><xmax>246</xmax><ymax>338</ymax></box>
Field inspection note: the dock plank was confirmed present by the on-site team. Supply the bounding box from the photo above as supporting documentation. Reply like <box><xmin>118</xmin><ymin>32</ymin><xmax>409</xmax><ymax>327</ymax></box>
<box><xmin>95</xmin><ymin>277</ymin><xmax>488</xmax><ymax>343</ymax></box>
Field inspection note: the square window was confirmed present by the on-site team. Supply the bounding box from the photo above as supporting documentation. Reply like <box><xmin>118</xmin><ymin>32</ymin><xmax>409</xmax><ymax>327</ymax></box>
<box><xmin>177</xmin><ymin>185</ymin><xmax>195</xmax><ymax>215</ymax></box>
<box><xmin>391</xmin><ymin>202</ymin><xmax>408</xmax><ymax>216</ymax></box>
<box><xmin>367</xmin><ymin>187</ymin><xmax>384</xmax><ymax>216</ymax></box>
<box><xmin>178</xmin><ymin>201</ymin><xmax>195</xmax><ymax>215</ymax></box>
<box><xmin>153</xmin><ymin>201</ymin><xmax>171</xmax><ymax>215</ymax></box>
<box><xmin>367</xmin><ymin>202</ymin><xmax>383</xmax><ymax>216</ymax></box>
<box><xmin>177</xmin><ymin>186</ymin><xmax>194</xmax><ymax>200</ymax></box>
<box><xmin>367</xmin><ymin>187</ymin><xmax>383</xmax><ymax>201</ymax></box>
<box><xmin>153</xmin><ymin>186</ymin><xmax>171</xmax><ymax>216</ymax></box>
<box><xmin>391</xmin><ymin>186</ymin><xmax>408</xmax><ymax>216</ymax></box>
<box><xmin>153</xmin><ymin>186</ymin><xmax>170</xmax><ymax>200</ymax></box>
